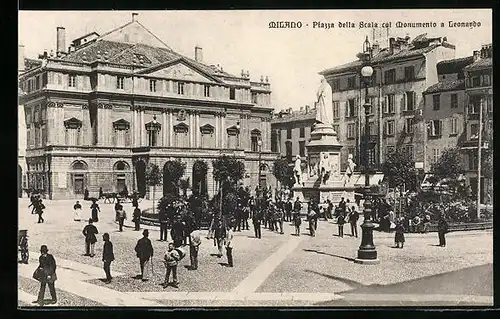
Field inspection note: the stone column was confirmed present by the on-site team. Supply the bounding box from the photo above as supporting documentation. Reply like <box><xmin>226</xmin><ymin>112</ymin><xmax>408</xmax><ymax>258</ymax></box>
<box><xmin>168</xmin><ymin>110</ymin><xmax>173</xmax><ymax>146</ymax></box>
<box><xmin>162</xmin><ymin>110</ymin><xmax>167</xmax><ymax>147</ymax></box>
<box><xmin>196</xmin><ymin>112</ymin><xmax>201</xmax><ymax>148</ymax></box>
<box><xmin>215</xmin><ymin>113</ymin><xmax>220</xmax><ymax>148</ymax></box>
<box><xmin>140</xmin><ymin>108</ymin><xmax>146</xmax><ymax>146</ymax></box>
<box><xmin>189</xmin><ymin>111</ymin><xmax>194</xmax><ymax>147</ymax></box>
<box><xmin>220</xmin><ymin>113</ymin><xmax>226</xmax><ymax>148</ymax></box>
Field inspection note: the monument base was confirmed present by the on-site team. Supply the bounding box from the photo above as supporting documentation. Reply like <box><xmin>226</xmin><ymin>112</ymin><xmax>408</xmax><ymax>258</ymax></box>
<box><xmin>292</xmin><ymin>183</ymin><xmax>356</xmax><ymax>213</ymax></box>
<box><xmin>354</xmin><ymin>258</ymin><xmax>380</xmax><ymax>265</ymax></box>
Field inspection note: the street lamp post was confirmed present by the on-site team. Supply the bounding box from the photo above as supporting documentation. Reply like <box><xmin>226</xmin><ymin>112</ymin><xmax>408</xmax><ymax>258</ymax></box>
<box><xmin>355</xmin><ymin>36</ymin><xmax>379</xmax><ymax>264</ymax></box>
<box><xmin>257</xmin><ymin>139</ymin><xmax>262</xmax><ymax>190</ymax></box>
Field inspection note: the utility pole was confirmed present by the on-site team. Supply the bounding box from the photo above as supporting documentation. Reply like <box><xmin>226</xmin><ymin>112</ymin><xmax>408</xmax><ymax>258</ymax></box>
<box><xmin>476</xmin><ymin>97</ymin><xmax>483</xmax><ymax>220</ymax></box>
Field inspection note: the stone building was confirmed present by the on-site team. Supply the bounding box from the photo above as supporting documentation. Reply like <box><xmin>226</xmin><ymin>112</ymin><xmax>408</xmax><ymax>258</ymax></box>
<box><xmin>319</xmin><ymin>34</ymin><xmax>456</xmax><ymax>174</ymax></box>
<box><xmin>270</xmin><ymin>105</ymin><xmax>316</xmax><ymax>163</ymax></box>
<box><xmin>462</xmin><ymin>44</ymin><xmax>493</xmax><ymax>203</ymax></box>
<box><xmin>18</xmin><ymin>15</ymin><xmax>277</xmax><ymax>200</ymax></box>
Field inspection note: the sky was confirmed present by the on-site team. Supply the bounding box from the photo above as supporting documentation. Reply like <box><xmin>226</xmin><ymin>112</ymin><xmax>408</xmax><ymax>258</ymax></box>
<box><xmin>19</xmin><ymin>10</ymin><xmax>492</xmax><ymax>111</ymax></box>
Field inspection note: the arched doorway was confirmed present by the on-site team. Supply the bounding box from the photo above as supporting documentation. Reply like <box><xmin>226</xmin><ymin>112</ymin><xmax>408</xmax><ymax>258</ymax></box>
<box><xmin>135</xmin><ymin>160</ymin><xmax>147</xmax><ymax>197</ymax></box>
<box><xmin>113</xmin><ymin>161</ymin><xmax>130</xmax><ymax>193</ymax></box>
<box><xmin>192</xmin><ymin>160</ymin><xmax>208</xmax><ymax>197</ymax></box>
<box><xmin>18</xmin><ymin>165</ymin><xmax>22</xmax><ymax>198</ymax></box>
<box><xmin>70</xmin><ymin>160</ymin><xmax>88</xmax><ymax>195</ymax></box>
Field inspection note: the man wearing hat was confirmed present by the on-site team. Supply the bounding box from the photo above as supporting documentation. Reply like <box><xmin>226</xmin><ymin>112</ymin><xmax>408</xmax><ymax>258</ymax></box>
<box><xmin>82</xmin><ymin>219</ymin><xmax>99</xmax><ymax>257</ymax></box>
<box><xmin>102</xmin><ymin>233</ymin><xmax>114</xmax><ymax>283</ymax></box>
<box><xmin>135</xmin><ymin>229</ymin><xmax>154</xmax><ymax>281</ymax></box>
<box><xmin>35</xmin><ymin>245</ymin><xmax>57</xmax><ymax>305</ymax></box>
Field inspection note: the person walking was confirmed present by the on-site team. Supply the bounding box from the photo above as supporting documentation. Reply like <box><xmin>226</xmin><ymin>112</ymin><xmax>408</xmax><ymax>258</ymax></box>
<box><xmin>308</xmin><ymin>208</ymin><xmax>317</xmax><ymax>237</ymax></box>
<box><xmin>135</xmin><ymin>229</ymin><xmax>154</xmax><ymax>281</ymax></box>
<box><xmin>276</xmin><ymin>206</ymin><xmax>284</xmax><ymax>234</ymax></box>
<box><xmin>252</xmin><ymin>209</ymin><xmax>262</xmax><ymax>239</ymax></box>
<box><xmin>285</xmin><ymin>198</ymin><xmax>293</xmax><ymax>222</ymax></box>
<box><xmin>233</xmin><ymin>203</ymin><xmax>242</xmax><ymax>232</ymax></box>
<box><xmin>133</xmin><ymin>206</ymin><xmax>141</xmax><ymax>231</ymax></box>
<box><xmin>214</xmin><ymin>218</ymin><xmax>225</xmax><ymax>257</ymax></box>
<box><xmin>349</xmin><ymin>206</ymin><xmax>359</xmax><ymax>238</ymax></box>
<box><xmin>19</xmin><ymin>230</ymin><xmax>29</xmax><ymax>264</ymax></box>
<box><xmin>73</xmin><ymin>201</ymin><xmax>82</xmax><ymax>221</ymax></box>
<box><xmin>117</xmin><ymin>208</ymin><xmax>127</xmax><ymax>232</ymax></box>
<box><xmin>84</xmin><ymin>188</ymin><xmax>89</xmax><ymax>201</ymax></box>
<box><xmin>36</xmin><ymin>199</ymin><xmax>45</xmax><ymax>223</ymax></box>
<box><xmin>90</xmin><ymin>199</ymin><xmax>100</xmax><ymax>223</ymax></box>
<box><xmin>189</xmin><ymin>227</ymin><xmax>202</xmax><ymax>270</ymax></box>
<box><xmin>34</xmin><ymin>245</ymin><xmax>57</xmax><ymax>305</ymax></box>
<box><xmin>338</xmin><ymin>197</ymin><xmax>346</xmax><ymax>215</ymax></box>
<box><xmin>337</xmin><ymin>212</ymin><xmax>345</xmax><ymax>238</ymax></box>
<box><xmin>437</xmin><ymin>213</ymin><xmax>449</xmax><ymax>247</ymax></box>
<box><xmin>293</xmin><ymin>212</ymin><xmax>302</xmax><ymax>236</ymax></box>
<box><xmin>225</xmin><ymin>226</ymin><xmax>234</xmax><ymax>267</ymax></box>
<box><xmin>102</xmin><ymin>233</ymin><xmax>114</xmax><ymax>283</ymax></box>
<box><xmin>82</xmin><ymin>219</ymin><xmax>98</xmax><ymax>257</ymax></box>
<box><xmin>98</xmin><ymin>187</ymin><xmax>104</xmax><ymax>200</ymax></box>
<box><xmin>114</xmin><ymin>199</ymin><xmax>123</xmax><ymax>222</ymax></box>
<box><xmin>326</xmin><ymin>199</ymin><xmax>334</xmax><ymax>219</ymax></box>
<box><xmin>159</xmin><ymin>204</ymin><xmax>170</xmax><ymax>241</ymax></box>
<box><xmin>29</xmin><ymin>194</ymin><xmax>38</xmax><ymax>214</ymax></box>
<box><xmin>241</xmin><ymin>205</ymin><xmax>250</xmax><ymax>230</ymax></box>
<box><xmin>394</xmin><ymin>219</ymin><xmax>405</xmax><ymax>248</ymax></box>
<box><xmin>162</xmin><ymin>242</ymin><xmax>179</xmax><ymax>288</ymax></box>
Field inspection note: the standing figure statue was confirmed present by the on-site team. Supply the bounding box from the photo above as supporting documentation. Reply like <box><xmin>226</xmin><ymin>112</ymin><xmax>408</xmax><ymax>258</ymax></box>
<box><xmin>293</xmin><ymin>155</ymin><xmax>302</xmax><ymax>185</ymax></box>
<box><xmin>344</xmin><ymin>154</ymin><xmax>357</xmax><ymax>185</ymax></box>
<box><xmin>315</xmin><ymin>77</ymin><xmax>334</xmax><ymax>127</ymax></box>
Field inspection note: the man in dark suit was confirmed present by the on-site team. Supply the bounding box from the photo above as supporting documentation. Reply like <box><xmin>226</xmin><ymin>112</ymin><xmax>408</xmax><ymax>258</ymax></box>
<box><xmin>135</xmin><ymin>229</ymin><xmax>154</xmax><ymax>281</ymax></box>
<box><xmin>285</xmin><ymin>198</ymin><xmax>293</xmax><ymax>222</ymax></box>
<box><xmin>102</xmin><ymin>233</ymin><xmax>114</xmax><ymax>283</ymax></box>
<box><xmin>35</xmin><ymin>245</ymin><xmax>57</xmax><ymax>305</ymax></box>
<box><xmin>159</xmin><ymin>205</ymin><xmax>169</xmax><ymax>241</ymax></box>
<box><xmin>252</xmin><ymin>209</ymin><xmax>262</xmax><ymax>239</ymax></box>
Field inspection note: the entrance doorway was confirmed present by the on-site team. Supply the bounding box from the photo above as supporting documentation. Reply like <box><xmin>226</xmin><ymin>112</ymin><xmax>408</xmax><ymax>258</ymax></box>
<box><xmin>192</xmin><ymin>161</ymin><xmax>208</xmax><ymax>196</ymax></box>
<box><xmin>74</xmin><ymin>174</ymin><xmax>84</xmax><ymax>194</ymax></box>
<box><xmin>135</xmin><ymin>160</ymin><xmax>146</xmax><ymax>197</ymax></box>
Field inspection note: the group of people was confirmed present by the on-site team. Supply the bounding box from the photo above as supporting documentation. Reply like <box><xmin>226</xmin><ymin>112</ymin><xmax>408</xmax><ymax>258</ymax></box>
<box><xmin>28</xmin><ymin>193</ymin><xmax>46</xmax><ymax>223</ymax></box>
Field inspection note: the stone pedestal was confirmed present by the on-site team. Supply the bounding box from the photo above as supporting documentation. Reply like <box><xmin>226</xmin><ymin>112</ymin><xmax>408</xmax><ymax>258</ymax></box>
<box><xmin>292</xmin><ymin>123</ymin><xmax>356</xmax><ymax>209</ymax></box>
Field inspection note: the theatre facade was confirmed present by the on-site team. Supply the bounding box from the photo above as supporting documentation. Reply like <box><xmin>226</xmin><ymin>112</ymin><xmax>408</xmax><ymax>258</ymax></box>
<box><xmin>19</xmin><ymin>17</ymin><xmax>277</xmax><ymax>199</ymax></box>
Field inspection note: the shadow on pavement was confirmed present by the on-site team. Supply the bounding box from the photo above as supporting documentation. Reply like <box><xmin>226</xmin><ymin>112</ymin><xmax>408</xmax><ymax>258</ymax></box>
<box><xmin>304</xmin><ymin>269</ymin><xmax>365</xmax><ymax>289</ymax></box>
<box><xmin>303</xmin><ymin>249</ymin><xmax>356</xmax><ymax>262</ymax></box>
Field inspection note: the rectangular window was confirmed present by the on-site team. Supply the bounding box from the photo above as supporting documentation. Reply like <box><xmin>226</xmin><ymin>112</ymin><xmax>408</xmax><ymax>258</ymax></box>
<box><xmin>347</xmin><ymin>76</ymin><xmax>356</xmax><ymax>89</ymax></box>
<box><xmin>433</xmin><ymin>95</ymin><xmax>440</xmax><ymax>110</ymax></box>
<box><xmin>429</xmin><ymin>120</ymin><xmax>442</xmax><ymax>137</ymax></box>
<box><xmin>286</xmin><ymin>128</ymin><xmax>292</xmax><ymax>139</ymax></box>
<box><xmin>332</xmin><ymin>101</ymin><xmax>340</xmax><ymax>118</ymax></box>
<box><xmin>36</xmin><ymin>75</ymin><xmax>41</xmax><ymax>90</ymax></box>
<box><xmin>386</xmin><ymin>120</ymin><xmax>395</xmax><ymax>136</ymax></box>
<box><xmin>347</xmin><ymin>147</ymin><xmax>356</xmax><ymax>160</ymax></box>
<box><xmin>405</xmin><ymin>91</ymin><xmax>415</xmax><ymax>111</ymax></box>
<box><xmin>229</xmin><ymin>88</ymin><xmax>236</xmax><ymax>100</ymax></box>
<box><xmin>69</xmin><ymin>74</ymin><xmax>76</xmax><ymax>88</ymax></box>
<box><xmin>385</xmin><ymin>94</ymin><xmax>395</xmax><ymax>113</ymax></box>
<box><xmin>299</xmin><ymin>141</ymin><xmax>306</xmax><ymax>157</ymax></box>
<box><xmin>177</xmin><ymin>82</ymin><xmax>185</xmax><ymax>95</ymax></box>
<box><xmin>450</xmin><ymin>94</ymin><xmax>458</xmax><ymax>109</ymax></box>
<box><xmin>384</xmin><ymin>69</ymin><xmax>396</xmax><ymax>84</ymax></box>
<box><xmin>299</xmin><ymin>127</ymin><xmax>305</xmax><ymax>138</ymax></box>
<box><xmin>468</xmin><ymin>95</ymin><xmax>480</xmax><ymax>114</ymax></box>
<box><xmin>65</xmin><ymin>128</ymin><xmax>81</xmax><ymax>146</ymax></box>
<box><xmin>405</xmin><ymin>118</ymin><xmax>414</xmax><ymax>134</ymax></box>
<box><xmin>149</xmin><ymin>130</ymin><xmax>158</xmax><ymax>147</ymax></box>
<box><xmin>347</xmin><ymin>123</ymin><xmax>356</xmax><ymax>139</ymax></box>
<box><xmin>331</xmin><ymin>79</ymin><xmax>340</xmax><ymax>91</ymax></box>
<box><xmin>433</xmin><ymin>148</ymin><xmax>441</xmax><ymax>163</ymax></box>
<box><xmin>368</xmin><ymin>121</ymin><xmax>375</xmax><ymax>135</ymax></box>
<box><xmin>482</xmin><ymin>74</ymin><xmax>491</xmax><ymax>86</ymax></box>
<box><xmin>470</xmin><ymin>123</ymin><xmax>479</xmax><ymax>139</ymax></box>
<box><xmin>204</xmin><ymin>85</ymin><xmax>210</xmax><ymax>97</ymax></box>
<box><xmin>450</xmin><ymin>118</ymin><xmax>458</xmax><ymax>135</ymax></box>
<box><xmin>347</xmin><ymin>99</ymin><xmax>356</xmax><ymax>117</ymax></box>
<box><xmin>471</xmin><ymin>76</ymin><xmax>481</xmax><ymax>87</ymax></box>
<box><xmin>405</xmin><ymin>144</ymin><xmax>414</xmax><ymax>160</ymax></box>
<box><xmin>371</xmin><ymin>70</ymin><xmax>377</xmax><ymax>86</ymax></box>
<box><xmin>251</xmin><ymin>92</ymin><xmax>258</xmax><ymax>104</ymax></box>
<box><xmin>149</xmin><ymin>79</ymin><xmax>157</xmax><ymax>92</ymax></box>
<box><xmin>469</xmin><ymin>152</ymin><xmax>478</xmax><ymax>170</ymax></box>
<box><xmin>404</xmin><ymin>66</ymin><xmax>415</xmax><ymax>81</ymax></box>
<box><xmin>117</xmin><ymin>76</ymin><xmax>124</xmax><ymax>89</ymax></box>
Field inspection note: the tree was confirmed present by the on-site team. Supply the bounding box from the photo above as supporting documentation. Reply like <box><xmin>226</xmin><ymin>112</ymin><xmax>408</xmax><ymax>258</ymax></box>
<box><xmin>179</xmin><ymin>178</ymin><xmax>190</xmax><ymax>197</ymax></box>
<box><xmin>163</xmin><ymin>159</ymin><xmax>186</xmax><ymax>196</ymax></box>
<box><xmin>145</xmin><ymin>163</ymin><xmax>162</xmax><ymax>214</ymax></box>
<box><xmin>212</xmin><ymin>155</ymin><xmax>245</xmax><ymax>221</ymax></box>
<box><xmin>381</xmin><ymin>148</ymin><xmax>415</xmax><ymax>190</ymax></box>
<box><xmin>272</xmin><ymin>158</ymin><xmax>293</xmax><ymax>189</ymax></box>
<box><xmin>429</xmin><ymin>147</ymin><xmax>465</xmax><ymax>195</ymax></box>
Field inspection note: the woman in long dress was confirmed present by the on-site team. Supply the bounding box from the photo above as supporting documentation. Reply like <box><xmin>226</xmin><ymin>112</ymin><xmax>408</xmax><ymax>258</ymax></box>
<box><xmin>73</xmin><ymin>201</ymin><xmax>82</xmax><ymax>221</ymax></box>
<box><xmin>90</xmin><ymin>199</ymin><xmax>100</xmax><ymax>222</ymax></box>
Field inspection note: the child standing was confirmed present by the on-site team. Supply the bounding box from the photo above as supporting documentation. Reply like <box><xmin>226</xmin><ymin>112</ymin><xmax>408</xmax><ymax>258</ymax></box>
<box><xmin>394</xmin><ymin>219</ymin><xmax>405</xmax><ymax>248</ymax></box>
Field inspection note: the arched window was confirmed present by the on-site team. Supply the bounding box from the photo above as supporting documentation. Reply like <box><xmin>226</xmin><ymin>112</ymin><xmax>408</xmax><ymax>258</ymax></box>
<box><xmin>70</xmin><ymin>160</ymin><xmax>88</xmax><ymax>195</ymax></box>
<box><xmin>71</xmin><ymin>160</ymin><xmax>88</xmax><ymax>170</ymax></box>
<box><xmin>113</xmin><ymin>161</ymin><xmax>130</xmax><ymax>171</ymax></box>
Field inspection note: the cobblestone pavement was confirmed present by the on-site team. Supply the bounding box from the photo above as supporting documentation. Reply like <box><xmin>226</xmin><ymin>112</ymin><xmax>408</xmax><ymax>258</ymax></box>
<box><xmin>18</xmin><ymin>198</ymin><xmax>493</xmax><ymax>307</ymax></box>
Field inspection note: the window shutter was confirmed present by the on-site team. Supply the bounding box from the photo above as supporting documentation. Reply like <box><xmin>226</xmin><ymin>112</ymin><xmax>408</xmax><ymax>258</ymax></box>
<box><xmin>401</xmin><ymin>93</ymin><xmax>406</xmax><ymax>112</ymax></box>
<box><xmin>125</xmin><ymin>130</ymin><xmax>130</xmax><ymax>146</ymax></box>
<box><xmin>354</xmin><ymin>98</ymin><xmax>359</xmax><ymax>116</ymax></box>
<box><xmin>412</xmin><ymin>92</ymin><xmax>417</xmax><ymax>110</ymax></box>
<box><xmin>344</xmin><ymin>101</ymin><xmax>349</xmax><ymax>117</ymax></box>
<box><xmin>383</xmin><ymin>96</ymin><xmax>388</xmax><ymax>113</ymax></box>
<box><xmin>383</xmin><ymin>121</ymin><xmax>387</xmax><ymax>136</ymax></box>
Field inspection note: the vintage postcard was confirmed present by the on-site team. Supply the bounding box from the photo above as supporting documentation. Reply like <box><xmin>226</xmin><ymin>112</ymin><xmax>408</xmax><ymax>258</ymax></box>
<box><xmin>18</xmin><ymin>9</ymin><xmax>492</xmax><ymax>308</ymax></box>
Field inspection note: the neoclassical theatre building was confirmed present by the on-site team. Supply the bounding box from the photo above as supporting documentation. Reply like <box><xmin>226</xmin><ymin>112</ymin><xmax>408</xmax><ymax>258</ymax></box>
<box><xmin>19</xmin><ymin>16</ymin><xmax>277</xmax><ymax>199</ymax></box>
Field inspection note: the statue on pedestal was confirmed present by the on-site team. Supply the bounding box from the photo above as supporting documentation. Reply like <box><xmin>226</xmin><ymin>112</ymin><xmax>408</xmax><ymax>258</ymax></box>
<box><xmin>315</xmin><ymin>77</ymin><xmax>334</xmax><ymax>127</ymax></box>
<box><xmin>293</xmin><ymin>155</ymin><xmax>302</xmax><ymax>185</ymax></box>
<box><xmin>344</xmin><ymin>154</ymin><xmax>357</xmax><ymax>185</ymax></box>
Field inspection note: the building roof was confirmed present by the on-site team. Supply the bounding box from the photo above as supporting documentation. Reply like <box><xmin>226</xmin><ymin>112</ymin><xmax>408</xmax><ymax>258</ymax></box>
<box><xmin>271</xmin><ymin>109</ymin><xmax>317</xmax><ymax>124</ymax></box>
<box><xmin>72</xmin><ymin>31</ymin><xmax>100</xmax><ymax>43</ymax></box>
<box><xmin>463</xmin><ymin>58</ymin><xmax>492</xmax><ymax>71</ymax></box>
<box><xmin>436</xmin><ymin>56</ymin><xmax>474</xmax><ymax>74</ymax></box>
<box><xmin>320</xmin><ymin>44</ymin><xmax>441</xmax><ymax>75</ymax></box>
<box><xmin>24</xmin><ymin>58</ymin><xmax>42</xmax><ymax>71</ymax></box>
<box><xmin>423</xmin><ymin>79</ymin><xmax>465</xmax><ymax>94</ymax></box>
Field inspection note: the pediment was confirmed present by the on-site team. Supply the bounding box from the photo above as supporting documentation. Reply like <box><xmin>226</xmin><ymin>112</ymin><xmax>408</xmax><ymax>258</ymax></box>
<box><xmin>138</xmin><ymin>59</ymin><xmax>221</xmax><ymax>84</ymax></box>
<box><xmin>113</xmin><ymin>119</ymin><xmax>130</xmax><ymax>130</ymax></box>
<box><xmin>64</xmin><ymin>117</ymin><xmax>82</xmax><ymax>129</ymax></box>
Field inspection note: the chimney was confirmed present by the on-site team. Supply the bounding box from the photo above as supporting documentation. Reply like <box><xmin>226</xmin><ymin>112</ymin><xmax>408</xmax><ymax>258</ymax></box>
<box><xmin>56</xmin><ymin>27</ymin><xmax>66</xmax><ymax>56</ymax></box>
<box><xmin>132</xmin><ymin>13</ymin><xmax>138</xmax><ymax>22</ymax></box>
<box><xmin>288</xmin><ymin>107</ymin><xmax>293</xmax><ymax>114</ymax></box>
<box><xmin>389</xmin><ymin>37</ymin><xmax>395</xmax><ymax>55</ymax></box>
<box><xmin>18</xmin><ymin>45</ymin><xmax>25</xmax><ymax>72</ymax></box>
<box><xmin>195</xmin><ymin>46</ymin><xmax>203</xmax><ymax>62</ymax></box>
<box><xmin>371</xmin><ymin>42</ymin><xmax>380</xmax><ymax>56</ymax></box>
<box><xmin>473</xmin><ymin>50</ymin><xmax>481</xmax><ymax>62</ymax></box>
<box><xmin>305</xmin><ymin>105</ymin><xmax>310</xmax><ymax>113</ymax></box>
<box><xmin>300</xmin><ymin>106</ymin><xmax>304</xmax><ymax>113</ymax></box>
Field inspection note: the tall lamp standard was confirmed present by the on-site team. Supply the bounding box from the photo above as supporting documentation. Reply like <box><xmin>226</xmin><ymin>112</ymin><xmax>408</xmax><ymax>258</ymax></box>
<box><xmin>355</xmin><ymin>36</ymin><xmax>379</xmax><ymax>264</ymax></box>
<box><xmin>257</xmin><ymin>139</ymin><xmax>263</xmax><ymax>190</ymax></box>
